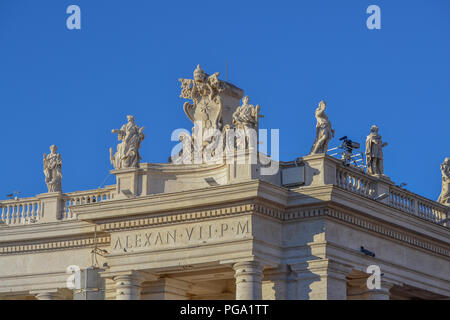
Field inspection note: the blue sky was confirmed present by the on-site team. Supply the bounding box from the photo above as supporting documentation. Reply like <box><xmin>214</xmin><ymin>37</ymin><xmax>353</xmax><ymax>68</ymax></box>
<box><xmin>0</xmin><ymin>0</ymin><xmax>449</xmax><ymax>201</ymax></box>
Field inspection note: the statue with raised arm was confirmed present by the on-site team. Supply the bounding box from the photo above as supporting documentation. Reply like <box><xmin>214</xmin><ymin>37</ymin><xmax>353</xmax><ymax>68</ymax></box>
<box><xmin>43</xmin><ymin>145</ymin><xmax>62</xmax><ymax>192</ymax></box>
<box><xmin>438</xmin><ymin>158</ymin><xmax>450</xmax><ymax>205</ymax></box>
<box><xmin>365</xmin><ymin>125</ymin><xmax>388</xmax><ymax>175</ymax></box>
<box><xmin>310</xmin><ymin>100</ymin><xmax>335</xmax><ymax>154</ymax></box>
<box><xmin>110</xmin><ymin>115</ymin><xmax>145</xmax><ymax>169</ymax></box>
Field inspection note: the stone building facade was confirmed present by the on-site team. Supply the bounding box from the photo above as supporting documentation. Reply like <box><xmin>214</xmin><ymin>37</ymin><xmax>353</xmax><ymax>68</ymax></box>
<box><xmin>0</xmin><ymin>66</ymin><xmax>449</xmax><ymax>300</ymax></box>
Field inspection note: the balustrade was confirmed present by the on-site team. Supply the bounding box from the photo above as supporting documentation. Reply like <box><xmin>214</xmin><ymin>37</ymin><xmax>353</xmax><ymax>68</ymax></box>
<box><xmin>334</xmin><ymin>163</ymin><xmax>448</xmax><ymax>227</ymax></box>
<box><xmin>0</xmin><ymin>186</ymin><xmax>116</xmax><ymax>225</ymax></box>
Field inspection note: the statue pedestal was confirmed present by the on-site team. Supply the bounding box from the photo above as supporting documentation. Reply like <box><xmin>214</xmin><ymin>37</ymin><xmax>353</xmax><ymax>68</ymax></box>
<box><xmin>373</xmin><ymin>175</ymin><xmax>394</xmax><ymax>205</ymax></box>
<box><xmin>36</xmin><ymin>192</ymin><xmax>65</xmax><ymax>223</ymax></box>
<box><xmin>111</xmin><ymin>167</ymin><xmax>142</xmax><ymax>199</ymax></box>
<box><xmin>227</xmin><ymin>149</ymin><xmax>259</xmax><ymax>184</ymax></box>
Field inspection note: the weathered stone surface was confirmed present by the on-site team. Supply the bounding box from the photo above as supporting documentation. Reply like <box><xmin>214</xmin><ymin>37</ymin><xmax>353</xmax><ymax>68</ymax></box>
<box><xmin>110</xmin><ymin>115</ymin><xmax>145</xmax><ymax>170</ymax></box>
<box><xmin>365</xmin><ymin>125</ymin><xmax>388</xmax><ymax>176</ymax></box>
<box><xmin>43</xmin><ymin>145</ymin><xmax>62</xmax><ymax>193</ymax></box>
<box><xmin>310</xmin><ymin>100</ymin><xmax>334</xmax><ymax>155</ymax></box>
<box><xmin>438</xmin><ymin>157</ymin><xmax>450</xmax><ymax>205</ymax></box>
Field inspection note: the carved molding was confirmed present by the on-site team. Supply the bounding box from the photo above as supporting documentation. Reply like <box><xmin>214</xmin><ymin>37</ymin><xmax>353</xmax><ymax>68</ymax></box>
<box><xmin>0</xmin><ymin>236</ymin><xmax>109</xmax><ymax>255</ymax></box>
<box><xmin>99</xmin><ymin>204</ymin><xmax>256</xmax><ymax>232</ymax></box>
<box><xmin>1</xmin><ymin>202</ymin><xmax>448</xmax><ymax>258</ymax></box>
<box><xmin>324</xmin><ymin>208</ymin><xmax>449</xmax><ymax>257</ymax></box>
<box><xmin>101</xmin><ymin>202</ymin><xmax>450</xmax><ymax>258</ymax></box>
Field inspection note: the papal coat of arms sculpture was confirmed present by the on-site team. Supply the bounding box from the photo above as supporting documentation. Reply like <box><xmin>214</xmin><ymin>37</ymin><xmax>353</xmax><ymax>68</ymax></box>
<box><xmin>176</xmin><ymin>65</ymin><xmax>262</xmax><ymax>164</ymax></box>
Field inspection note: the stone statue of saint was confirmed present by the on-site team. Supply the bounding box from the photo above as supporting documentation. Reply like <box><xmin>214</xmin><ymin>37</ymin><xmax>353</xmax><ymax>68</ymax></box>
<box><xmin>438</xmin><ymin>158</ymin><xmax>450</xmax><ymax>205</ymax></box>
<box><xmin>232</xmin><ymin>96</ymin><xmax>260</xmax><ymax>130</ymax></box>
<box><xmin>365</xmin><ymin>125</ymin><xmax>388</xmax><ymax>175</ymax></box>
<box><xmin>110</xmin><ymin>115</ymin><xmax>145</xmax><ymax>169</ymax></box>
<box><xmin>232</xmin><ymin>96</ymin><xmax>260</xmax><ymax>150</ymax></box>
<box><xmin>43</xmin><ymin>145</ymin><xmax>62</xmax><ymax>192</ymax></box>
<box><xmin>310</xmin><ymin>100</ymin><xmax>334</xmax><ymax>154</ymax></box>
<box><xmin>173</xmin><ymin>131</ymin><xmax>192</xmax><ymax>164</ymax></box>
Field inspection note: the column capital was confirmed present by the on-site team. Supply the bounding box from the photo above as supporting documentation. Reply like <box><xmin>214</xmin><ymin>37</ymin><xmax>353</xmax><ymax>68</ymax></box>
<box><xmin>30</xmin><ymin>289</ymin><xmax>65</xmax><ymax>300</ymax></box>
<box><xmin>366</xmin><ymin>280</ymin><xmax>394</xmax><ymax>300</ymax></box>
<box><xmin>101</xmin><ymin>270</ymin><xmax>158</xmax><ymax>300</ymax></box>
<box><xmin>347</xmin><ymin>272</ymin><xmax>395</xmax><ymax>300</ymax></box>
<box><xmin>291</xmin><ymin>259</ymin><xmax>353</xmax><ymax>281</ymax></box>
<box><xmin>233</xmin><ymin>261</ymin><xmax>264</xmax><ymax>300</ymax></box>
<box><xmin>233</xmin><ymin>261</ymin><xmax>264</xmax><ymax>273</ymax></box>
<box><xmin>290</xmin><ymin>259</ymin><xmax>353</xmax><ymax>300</ymax></box>
<box><xmin>101</xmin><ymin>269</ymin><xmax>158</xmax><ymax>282</ymax></box>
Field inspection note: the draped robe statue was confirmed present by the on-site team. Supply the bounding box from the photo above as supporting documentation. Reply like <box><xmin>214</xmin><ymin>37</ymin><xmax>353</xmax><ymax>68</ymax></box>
<box><xmin>365</xmin><ymin>125</ymin><xmax>388</xmax><ymax>176</ymax></box>
<box><xmin>232</xmin><ymin>96</ymin><xmax>260</xmax><ymax>150</ymax></box>
<box><xmin>43</xmin><ymin>145</ymin><xmax>62</xmax><ymax>192</ymax></box>
<box><xmin>438</xmin><ymin>158</ymin><xmax>450</xmax><ymax>205</ymax></box>
<box><xmin>310</xmin><ymin>100</ymin><xmax>334</xmax><ymax>154</ymax></box>
<box><xmin>110</xmin><ymin>115</ymin><xmax>145</xmax><ymax>169</ymax></box>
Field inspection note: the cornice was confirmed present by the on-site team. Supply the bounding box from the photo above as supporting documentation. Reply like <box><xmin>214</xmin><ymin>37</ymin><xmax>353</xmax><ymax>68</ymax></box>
<box><xmin>324</xmin><ymin>241</ymin><xmax>450</xmax><ymax>295</ymax></box>
<box><xmin>98</xmin><ymin>203</ymin><xmax>256</xmax><ymax>232</ymax></box>
<box><xmin>74</xmin><ymin>180</ymin><xmax>289</xmax><ymax>221</ymax></box>
<box><xmin>93</xmin><ymin>200</ymin><xmax>450</xmax><ymax>259</ymax></box>
<box><xmin>0</xmin><ymin>234</ymin><xmax>109</xmax><ymax>255</ymax></box>
<box><xmin>1</xmin><ymin>187</ymin><xmax>448</xmax><ymax>259</ymax></box>
<box><xmin>323</xmin><ymin>207</ymin><xmax>449</xmax><ymax>257</ymax></box>
<box><xmin>0</xmin><ymin>220</ymin><xmax>96</xmax><ymax>243</ymax></box>
<box><xmin>111</xmin><ymin>162</ymin><xmax>227</xmax><ymax>175</ymax></box>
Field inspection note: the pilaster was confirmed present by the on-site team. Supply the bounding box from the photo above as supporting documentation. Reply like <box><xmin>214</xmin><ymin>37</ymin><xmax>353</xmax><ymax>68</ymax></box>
<box><xmin>291</xmin><ymin>259</ymin><xmax>353</xmax><ymax>300</ymax></box>
<box><xmin>262</xmin><ymin>265</ymin><xmax>296</xmax><ymax>300</ymax></box>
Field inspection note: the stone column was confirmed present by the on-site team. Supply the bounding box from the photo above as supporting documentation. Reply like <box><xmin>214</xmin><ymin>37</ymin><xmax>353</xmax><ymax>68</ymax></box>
<box><xmin>112</xmin><ymin>271</ymin><xmax>150</xmax><ymax>300</ymax></box>
<box><xmin>233</xmin><ymin>261</ymin><xmax>264</xmax><ymax>300</ymax></box>
<box><xmin>31</xmin><ymin>289</ymin><xmax>64</xmax><ymax>300</ymax></box>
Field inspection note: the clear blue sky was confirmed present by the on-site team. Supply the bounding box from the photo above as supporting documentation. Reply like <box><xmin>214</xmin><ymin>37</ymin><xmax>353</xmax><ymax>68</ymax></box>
<box><xmin>0</xmin><ymin>0</ymin><xmax>449</xmax><ymax>201</ymax></box>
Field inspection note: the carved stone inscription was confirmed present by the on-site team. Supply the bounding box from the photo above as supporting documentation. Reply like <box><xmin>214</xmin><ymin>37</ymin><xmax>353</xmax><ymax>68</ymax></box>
<box><xmin>111</xmin><ymin>216</ymin><xmax>251</xmax><ymax>253</ymax></box>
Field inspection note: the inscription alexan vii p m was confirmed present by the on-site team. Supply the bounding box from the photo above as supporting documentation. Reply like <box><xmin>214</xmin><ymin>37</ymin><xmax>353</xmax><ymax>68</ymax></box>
<box><xmin>112</xmin><ymin>218</ymin><xmax>251</xmax><ymax>252</ymax></box>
